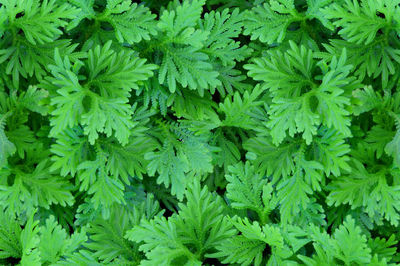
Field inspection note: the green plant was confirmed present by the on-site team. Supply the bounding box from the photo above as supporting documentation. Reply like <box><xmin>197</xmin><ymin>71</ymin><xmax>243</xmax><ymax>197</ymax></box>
<box><xmin>0</xmin><ymin>0</ymin><xmax>399</xmax><ymax>265</ymax></box>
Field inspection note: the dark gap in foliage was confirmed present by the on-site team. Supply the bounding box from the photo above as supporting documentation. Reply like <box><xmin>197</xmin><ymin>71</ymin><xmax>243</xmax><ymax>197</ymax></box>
<box><xmin>288</xmin><ymin>21</ymin><xmax>301</xmax><ymax>32</ymax></box>
<box><xmin>237</xmin><ymin>32</ymin><xmax>252</xmax><ymax>47</ymax></box>
<box><xmin>82</xmin><ymin>95</ymin><xmax>92</xmax><ymax>113</ymax></box>
<box><xmin>93</xmin><ymin>0</ymin><xmax>107</xmax><ymax>13</ymax></box>
<box><xmin>203</xmin><ymin>257</ymin><xmax>225</xmax><ymax>265</ymax></box>
<box><xmin>247</xmin><ymin>210</ymin><xmax>259</xmax><ymax>221</ymax></box>
<box><xmin>159</xmin><ymin>202</ymin><xmax>175</xmax><ymax>217</ymax></box>
<box><xmin>326</xmin><ymin>223</ymin><xmax>334</xmax><ymax>235</ymax></box>
<box><xmin>15</xmin><ymin>12</ymin><xmax>24</xmax><ymax>19</ymax></box>
<box><xmin>376</xmin><ymin>11</ymin><xmax>386</xmax><ymax>19</ymax></box>
<box><xmin>5</xmin><ymin>257</ymin><xmax>21</xmax><ymax>265</ymax></box>
<box><xmin>6</xmin><ymin>173</ymin><xmax>14</xmax><ymax>186</ymax></box>
<box><xmin>100</xmin><ymin>21</ymin><xmax>114</xmax><ymax>31</ymax></box>
<box><xmin>386</xmin><ymin>172</ymin><xmax>394</xmax><ymax>186</ymax></box>
<box><xmin>62</xmin><ymin>20</ymin><xmax>92</xmax><ymax>49</ymax></box>
<box><xmin>300</xmin><ymin>85</ymin><xmax>312</xmax><ymax>95</ymax></box>
<box><xmin>166</xmin><ymin>112</ymin><xmax>180</xmax><ymax>122</ymax></box>
<box><xmin>139</xmin><ymin>0</ymin><xmax>171</xmax><ymax>13</ymax></box>
<box><xmin>211</xmin><ymin>89</ymin><xmax>221</xmax><ymax>103</ymax></box>
<box><xmin>171</xmin><ymin>256</ymin><xmax>191</xmax><ymax>265</ymax></box>
<box><xmin>131</xmin><ymin>0</ymin><xmax>143</xmax><ymax>4</ymax></box>
<box><xmin>143</xmin><ymin>177</ymin><xmax>179</xmax><ymax>214</ymax></box>
<box><xmin>309</xmin><ymin>95</ymin><xmax>319</xmax><ymax>113</ymax></box>
<box><xmin>302</xmin><ymin>241</ymin><xmax>315</xmax><ymax>257</ymax></box>
<box><xmin>262</xmin><ymin>243</ymin><xmax>271</xmax><ymax>259</ymax></box>
<box><xmin>356</xmin><ymin>113</ymin><xmax>374</xmax><ymax>131</ymax></box>
<box><xmin>240</xmin><ymin>148</ymin><xmax>247</xmax><ymax>162</ymax></box>
<box><xmin>215</xmin><ymin>186</ymin><xmax>225</xmax><ymax>198</ymax></box>
<box><xmin>29</xmin><ymin>112</ymin><xmax>46</xmax><ymax>132</ymax></box>
<box><xmin>296</xmin><ymin>0</ymin><xmax>308</xmax><ymax>13</ymax></box>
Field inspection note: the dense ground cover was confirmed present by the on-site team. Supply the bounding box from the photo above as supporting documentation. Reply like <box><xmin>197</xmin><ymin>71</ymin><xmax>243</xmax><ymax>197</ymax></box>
<box><xmin>0</xmin><ymin>0</ymin><xmax>400</xmax><ymax>265</ymax></box>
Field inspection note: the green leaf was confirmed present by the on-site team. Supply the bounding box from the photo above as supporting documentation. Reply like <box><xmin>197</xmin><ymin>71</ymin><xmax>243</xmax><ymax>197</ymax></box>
<box><xmin>211</xmin><ymin>234</ymin><xmax>265</xmax><ymax>266</ymax></box>
<box><xmin>145</xmin><ymin>141</ymin><xmax>188</xmax><ymax>200</ymax></box>
<box><xmin>156</xmin><ymin>0</ymin><xmax>221</xmax><ymax>93</ymax></box>
<box><xmin>385</xmin><ymin>121</ymin><xmax>400</xmax><ymax>167</ymax></box>
<box><xmin>158</xmin><ymin>0</ymin><xmax>205</xmax><ymax>37</ymax></box>
<box><xmin>210</xmin><ymin>217</ymin><xmax>287</xmax><ymax>266</ymax></box>
<box><xmin>316</xmin><ymin>49</ymin><xmax>355</xmax><ymax>137</ymax></box>
<box><xmin>333</xmin><ymin>216</ymin><xmax>372</xmax><ymax>264</ymax></box>
<box><xmin>0</xmin><ymin>114</ymin><xmax>16</xmax><ymax>168</ymax></box>
<box><xmin>85</xmin><ymin>205</ymin><xmax>141</xmax><ymax>263</ymax></box>
<box><xmin>50</xmin><ymin>127</ymin><xmax>89</xmax><ymax>177</ymax></box>
<box><xmin>101</xmin><ymin>1</ymin><xmax>157</xmax><ymax>44</ymax></box>
<box><xmin>246</xmin><ymin>42</ymin><xmax>357</xmax><ymax>144</ymax></box>
<box><xmin>85</xmin><ymin>41</ymin><xmax>157</xmax><ymax>91</ymax></box>
<box><xmin>243</xmin><ymin>0</ymin><xmax>301</xmax><ymax>44</ymax></box>
<box><xmin>81</xmin><ymin>96</ymin><xmax>134</xmax><ymax>145</ymax></box>
<box><xmin>17</xmin><ymin>85</ymin><xmax>48</xmax><ymax>115</ymax></box>
<box><xmin>244</xmin><ymin>136</ymin><xmax>297</xmax><ymax>181</ymax></box>
<box><xmin>4</xmin><ymin>0</ymin><xmax>79</xmax><ymax>45</ymax></box>
<box><xmin>0</xmin><ymin>211</ymin><xmax>22</xmax><ymax>259</ymax></box>
<box><xmin>277</xmin><ymin>169</ymin><xmax>313</xmax><ymax>224</ymax></box>
<box><xmin>67</xmin><ymin>0</ymin><xmax>96</xmax><ymax>29</ymax></box>
<box><xmin>0</xmin><ymin>210</ymin><xmax>40</xmax><ymax>265</ymax></box>
<box><xmin>77</xmin><ymin>154</ymin><xmax>125</xmax><ymax>210</ymax></box>
<box><xmin>328</xmin><ymin>159</ymin><xmax>400</xmax><ymax>226</ymax></box>
<box><xmin>213</xmin><ymin>130</ymin><xmax>241</xmax><ymax>170</ymax></box>
<box><xmin>201</xmin><ymin>8</ymin><xmax>251</xmax><ymax>65</ymax></box>
<box><xmin>319</xmin><ymin>39</ymin><xmax>400</xmax><ymax>89</ymax></box>
<box><xmin>47</xmin><ymin>41</ymin><xmax>156</xmax><ymax>144</ymax></box>
<box><xmin>313</xmin><ymin>128</ymin><xmax>351</xmax><ymax>177</ymax></box>
<box><xmin>103</xmin><ymin>135</ymin><xmax>158</xmax><ymax>181</ymax></box>
<box><xmin>305</xmin><ymin>0</ymin><xmax>334</xmax><ymax>30</ymax></box>
<box><xmin>219</xmin><ymin>85</ymin><xmax>264</xmax><ymax>129</ymax></box>
<box><xmin>366</xmin><ymin>126</ymin><xmax>394</xmax><ymax>159</ymax></box>
<box><xmin>300</xmin><ymin>216</ymin><xmax>372</xmax><ymax>265</ymax></box>
<box><xmin>158</xmin><ymin>46</ymin><xmax>220</xmax><ymax>94</ymax></box>
<box><xmin>20</xmin><ymin>211</ymin><xmax>41</xmax><ymax>266</ymax></box>
<box><xmin>146</xmin><ymin>123</ymin><xmax>216</xmax><ymax>200</ymax></box>
<box><xmin>322</xmin><ymin>0</ymin><xmax>397</xmax><ymax>45</ymax></box>
<box><xmin>351</xmin><ymin>86</ymin><xmax>382</xmax><ymax>115</ymax></box>
<box><xmin>127</xmin><ymin>182</ymin><xmax>235</xmax><ymax>265</ymax></box>
<box><xmin>245</xmin><ymin>41</ymin><xmax>315</xmax><ymax>95</ymax></box>
<box><xmin>245</xmin><ymin>42</ymin><xmax>319</xmax><ymax>144</ymax></box>
<box><xmin>0</xmin><ymin>39</ymin><xmax>79</xmax><ymax>88</ymax></box>
<box><xmin>47</xmin><ymin>49</ymin><xmax>86</xmax><ymax>136</ymax></box>
<box><xmin>368</xmin><ymin>235</ymin><xmax>397</xmax><ymax>262</ymax></box>
<box><xmin>225</xmin><ymin>162</ymin><xmax>277</xmax><ymax>223</ymax></box>
<box><xmin>24</xmin><ymin>160</ymin><xmax>75</xmax><ymax>208</ymax></box>
<box><xmin>0</xmin><ymin>160</ymin><xmax>74</xmax><ymax>214</ymax></box>
<box><xmin>39</xmin><ymin>216</ymin><xmax>87</xmax><ymax>264</ymax></box>
<box><xmin>268</xmin><ymin>96</ymin><xmax>319</xmax><ymax>145</ymax></box>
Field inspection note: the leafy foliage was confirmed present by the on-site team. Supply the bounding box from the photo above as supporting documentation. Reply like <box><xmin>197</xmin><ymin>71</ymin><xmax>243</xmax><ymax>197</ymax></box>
<box><xmin>225</xmin><ymin>161</ymin><xmax>277</xmax><ymax>224</ymax></box>
<box><xmin>145</xmin><ymin>121</ymin><xmax>217</xmax><ymax>200</ymax></box>
<box><xmin>0</xmin><ymin>0</ymin><xmax>80</xmax><ymax>88</ymax></box>
<box><xmin>245</xmin><ymin>41</ymin><xmax>359</xmax><ymax>145</ymax></box>
<box><xmin>43</xmin><ymin>40</ymin><xmax>156</xmax><ymax>144</ymax></box>
<box><xmin>0</xmin><ymin>0</ymin><xmax>399</xmax><ymax>265</ymax></box>
<box><xmin>319</xmin><ymin>0</ymin><xmax>400</xmax><ymax>88</ymax></box>
<box><xmin>0</xmin><ymin>211</ymin><xmax>41</xmax><ymax>265</ymax></box>
<box><xmin>0</xmin><ymin>113</ymin><xmax>16</xmax><ymax>167</ymax></box>
<box><xmin>38</xmin><ymin>215</ymin><xmax>87</xmax><ymax>264</ymax></box>
<box><xmin>243</xmin><ymin>0</ymin><xmax>333</xmax><ymax>45</ymax></box>
<box><xmin>127</xmin><ymin>182</ymin><xmax>236</xmax><ymax>265</ymax></box>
